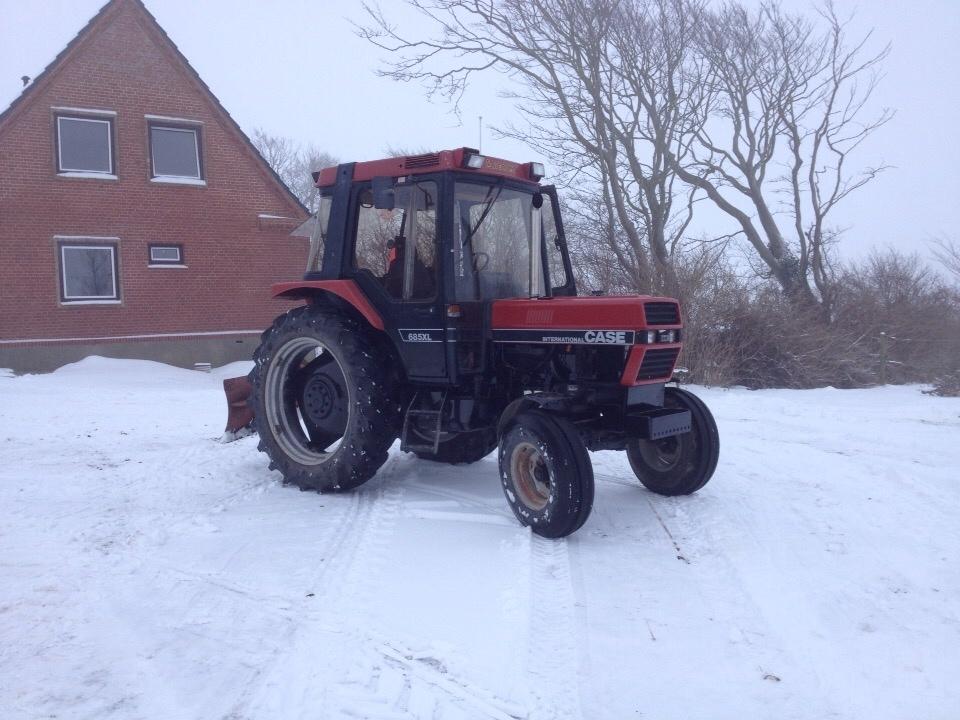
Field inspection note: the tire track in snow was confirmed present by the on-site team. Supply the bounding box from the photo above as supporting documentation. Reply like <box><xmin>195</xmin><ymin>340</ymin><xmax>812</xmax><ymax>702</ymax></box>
<box><xmin>226</xmin><ymin>454</ymin><xmax>519</xmax><ymax>720</ymax></box>
<box><xmin>409</xmin><ymin>468</ymin><xmax>588</xmax><ymax>718</ymax></box>
<box><xmin>74</xmin><ymin>435</ymin><xmax>275</xmax><ymax>559</ymax></box>
<box><xmin>320</xmin><ymin>456</ymin><xmax>529</xmax><ymax>720</ymax></box>
<box><xmin>220</xmin><ymin>470</ymin><xmax>382</xmax><ymax>719</ymax></box>
<box><xmin>328</xmin><ymin>637</ymin><xmax>527</xmax><ymax>720</ymax></box>
<box><xmin>596</xmin><ymin>472</ymin><xmax>692</xmax><ymax>562</ymax></box>
<box><xmin>525</xmin><ymin>534</ymin><xmax>584</xmax><ymax>720</ymax></box>
<box><xmin>132</xmin><ymin>483</ymin><xmax>372</xmax><ymax>720</ymax></box>
<box><xmin>403</xmin><ymin>478</ymin><xmax>517</xmax><ymax>527</ymax></box>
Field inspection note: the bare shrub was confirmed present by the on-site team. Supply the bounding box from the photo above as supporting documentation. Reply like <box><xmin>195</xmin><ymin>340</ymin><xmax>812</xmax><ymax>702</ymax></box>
<box><xmin>926</xmin><ymin>370</ymin><xmax>960</xmax><ymax>398</ymax></box>
<box><xmin>638</xmin><ymin>248</ymin><xmax>867</xmax><ymax>388</ymax></box>
<box><xmin>669</xmin><ymin>246</ymin><xmax>748</xmax><ymax>385</ymax></box>
<box><xmin>931</xmin><ymin>235</ymin><xmax>960</xmax><ymax>283</ymax></box>
<box><xmin>834</xmin><ymin>250</ymin><xmax>960</xmax><ymax>385</ymax></box>
<box><xmin>674</xmin><ymin>250</ymin><xmax>960</xmax><ymax>389</ymax></box>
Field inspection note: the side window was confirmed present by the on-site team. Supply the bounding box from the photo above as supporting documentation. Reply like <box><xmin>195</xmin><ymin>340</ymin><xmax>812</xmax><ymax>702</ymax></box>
<box><xmin>148</xmin><ymin>244</ymin><xmax>184</xmax><ymax>266</ymax></box>
<box><xmin>541</xmin><ymin>192</ymin><xmax>569</xmax><ymax>291</ymax></box>
<box><xmin>354</xmin><ymin>180</ymin><xmax>437</xmax><ymax>300</ymax></box>
<box><xmin>149</xmin><ymin>123</ymin><xmax>202</xmax><ymax>181</ymax></box>
<box><xmin>56</xmin><ymin>114</ymin><xmax>114</xmax><ymax>175</ymax></box>
<box><xmin>306</xmin><ymin>194</ymin><xmax>332</xmax><ymax>272</ymax></box>
<box><xmin>57</xmin><ymin>239</ymin><xmax>120</xmax><ymax>303</ymax></box>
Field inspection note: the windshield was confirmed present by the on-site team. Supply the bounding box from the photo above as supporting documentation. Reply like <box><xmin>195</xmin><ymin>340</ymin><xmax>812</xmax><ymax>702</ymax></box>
<box><xmin>454</xmin><ymin>182</ymin><xmax>546</xmax><ymax>301</ymax></box>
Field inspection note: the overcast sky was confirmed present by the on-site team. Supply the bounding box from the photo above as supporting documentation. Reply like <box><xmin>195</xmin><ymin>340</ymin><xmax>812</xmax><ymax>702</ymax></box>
<box><xmin>1</xmin><ymin>0</ymin><xmax>957</xmax><ymax>261</ymax></box>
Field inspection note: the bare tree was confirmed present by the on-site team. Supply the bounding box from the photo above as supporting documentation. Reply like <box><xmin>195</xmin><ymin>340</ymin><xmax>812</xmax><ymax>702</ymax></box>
<box><xmin>675</xmin><ymin>1</ymin><xmax>891</xmax><ymax>314</ymax></box>
<box><xmin>251</xmin><ymin>128</ymin><xmax>337</xmax><ymax>213</ymax></box>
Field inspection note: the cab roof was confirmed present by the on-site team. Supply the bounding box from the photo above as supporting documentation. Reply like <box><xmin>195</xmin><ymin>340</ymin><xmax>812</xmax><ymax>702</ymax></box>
<box><xmin>313</xmin><ymin>147</ymin><xmax>542</xmax><ymax>188</ymax></box>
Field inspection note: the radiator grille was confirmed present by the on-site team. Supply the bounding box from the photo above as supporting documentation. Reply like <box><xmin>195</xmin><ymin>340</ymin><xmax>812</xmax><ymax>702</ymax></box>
<box><xmin>404</xmin><ymin>152</ymin><xmax>441</xmax><ymax>169</ymax></box>
<box><xmin>644</xmin><ymin>301</ymin><xmax>680</xmax><ymax>325</ymax></box>
<box><xmin>637</xmin><ymin>347</ymin><xmax>680</xmax><ymax>381</ymax></box>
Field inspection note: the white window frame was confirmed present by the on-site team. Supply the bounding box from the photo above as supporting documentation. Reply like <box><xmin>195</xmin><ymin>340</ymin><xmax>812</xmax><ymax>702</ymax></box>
<box><xmin>148</xmin><ymin>244</ymin><xmax>185</xmax><ymax>267</ymax></box>
<box><xmin>149</xmin><ymin>124</ymin><xmax>202</xmax><ymax>181</ymax></box>
<box><xmin>57</xmin><ymin>240</ymin><xmax>120</xmax><ymax>303</ymax></box>
<box><xmin>56</xmin><ymin>115</ymin><xmax>114</xmax><ymax>176</ymax></box>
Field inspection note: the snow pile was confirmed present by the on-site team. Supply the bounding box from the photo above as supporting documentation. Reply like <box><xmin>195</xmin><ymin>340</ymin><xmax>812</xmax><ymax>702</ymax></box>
<box><xmin>0</xmin><ymin>358</ymin><xmax>958</xmax><ymax>719</ymax></box>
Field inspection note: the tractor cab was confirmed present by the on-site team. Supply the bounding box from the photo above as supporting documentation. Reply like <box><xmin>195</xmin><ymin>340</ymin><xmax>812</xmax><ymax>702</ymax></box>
<box><xmin>306</xmin><ymin>148</ymin><xmax>568</xmax><ymax>297</ymax></box>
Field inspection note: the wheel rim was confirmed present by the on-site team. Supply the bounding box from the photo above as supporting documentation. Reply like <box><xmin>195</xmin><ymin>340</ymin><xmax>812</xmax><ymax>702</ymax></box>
<box><xmin>510</xmin><ymin>441</ymin><xmax>551</xmax><ymax>511</ymax></box>
<box><xmin>264</xmin><ymin>337</ymin><xmax>349</xmax><ymax>466</ymax></box>
<box><xmin>635</xmin><ymin>435</ymin><xmax>684</xmax><ymax>472</ymax></box>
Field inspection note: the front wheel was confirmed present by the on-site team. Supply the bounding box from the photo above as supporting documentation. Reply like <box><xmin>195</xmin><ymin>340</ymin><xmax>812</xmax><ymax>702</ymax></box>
<box><xmin>498</xmin><ymin>410</ymin><xmax>594</xmax><ymax>538</ymax></box>
<box><xmin>626</xmin><ymin>387</ymin><xmax>719</xmax><ymax>496</ymax></box>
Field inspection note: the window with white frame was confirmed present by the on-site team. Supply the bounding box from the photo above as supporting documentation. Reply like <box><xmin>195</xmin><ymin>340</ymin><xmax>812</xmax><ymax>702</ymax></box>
<box><xmin>58</xmin><ymin>240</ymin><xmax>120</xmax><ymax>302</ymax></box>
<box><xmin>56</xmin><ymin>115</ymin><xmax>114</xmax><ymax>175</ymax></box>
<box><xmin>149</xmin><ymin>124</ymin><xmax>202</xmax><ymax>180</ymax></box>
<box><xmin>148</xmin><ymin>244</ymin><xmax>184</xmax><ymax>266</ymax></box>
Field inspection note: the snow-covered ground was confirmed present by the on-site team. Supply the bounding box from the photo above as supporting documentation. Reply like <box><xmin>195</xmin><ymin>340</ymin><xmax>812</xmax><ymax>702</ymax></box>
<box><xmin>1</xmin><ymin>357</ymin><xmax>958</xmax><ymax>720</ymax></box>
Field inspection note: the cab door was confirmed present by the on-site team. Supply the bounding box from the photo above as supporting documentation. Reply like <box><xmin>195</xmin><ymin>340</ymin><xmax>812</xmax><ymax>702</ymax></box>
<box><xmin>351</xmin><ymin>178</ymin><xmax>447</xmax><ymax>381</ymax></box>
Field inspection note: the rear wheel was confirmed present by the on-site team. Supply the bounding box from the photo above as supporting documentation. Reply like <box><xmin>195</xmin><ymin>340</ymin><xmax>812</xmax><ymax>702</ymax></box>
<box><xmin>626</xmin><ymin>387</ymin><xmax>719</xmax><ymax>496</ymax></box>
<box><xmin>498</xmin><ymin>410</ymin><xmax>594</xmax><ymax>538</ymax></box>
<box><xmin>249</xmin><ymin>306</ymin><xmax>402</xmax><ymax>492</ymax></box>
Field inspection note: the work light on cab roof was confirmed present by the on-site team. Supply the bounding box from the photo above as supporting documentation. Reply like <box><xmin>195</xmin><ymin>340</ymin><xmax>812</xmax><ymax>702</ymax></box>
<box><xmin>223</xmin><ymin>146</ymin><xmax>719</xmax><ymax>538</ymax></box>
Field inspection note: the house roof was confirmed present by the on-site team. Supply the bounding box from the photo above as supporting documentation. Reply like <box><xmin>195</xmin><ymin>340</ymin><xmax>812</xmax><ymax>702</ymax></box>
<box><xmin>0</xmin><ymin>0</ymin><xmax>309</xmax><ymax>217</ymax></box>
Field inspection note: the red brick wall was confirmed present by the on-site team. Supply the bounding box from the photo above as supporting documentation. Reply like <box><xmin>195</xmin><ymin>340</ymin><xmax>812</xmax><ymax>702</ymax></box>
<box><xmin>0</xmin><ymin>0</ymin><xmax>307</xmax><ymax>344</ymax></box>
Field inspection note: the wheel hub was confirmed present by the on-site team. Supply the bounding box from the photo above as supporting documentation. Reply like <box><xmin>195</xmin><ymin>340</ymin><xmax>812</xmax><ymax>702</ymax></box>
<box><xmin>636</xmin><ymin>435</ymin><xmax>682</xmax><ymax>471</ymax></box>
<box><xmin>302</xmin><ymin>372</ymin><xmax>339</xmax><ymax>424</ymax></box>
<box><xmin>510</xmin><ymin>441</ymin><xmax>551</xmax><ymax>511</ymax></box>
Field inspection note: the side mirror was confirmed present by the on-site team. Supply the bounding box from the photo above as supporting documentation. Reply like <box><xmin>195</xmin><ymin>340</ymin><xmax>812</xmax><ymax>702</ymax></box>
<box><xmin>532</xmin><ymin>192</ymin><xmax>544</xmax><ymax>209</ymax></box>
<box><xmin>372</xmin><ymin>176</ymin><xmax>395</xmax><ymax>210</ymax></box>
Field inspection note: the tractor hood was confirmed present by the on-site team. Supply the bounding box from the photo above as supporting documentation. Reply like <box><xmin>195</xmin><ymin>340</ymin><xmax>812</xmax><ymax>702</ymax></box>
<box><xmin>490</xmin><ymin>295</ymin><xmax>681</xmax><ymax>346</ymax></box>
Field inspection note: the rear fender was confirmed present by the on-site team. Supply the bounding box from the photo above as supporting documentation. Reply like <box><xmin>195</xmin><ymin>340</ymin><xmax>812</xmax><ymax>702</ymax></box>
<box><xmin>271</xmin><ymin>279</ymin><xmax>384</xmax><ymax>332</ymax></box>
<box><xmin>271</xmin><ymin>280</ymin><xmax>407</xmax><ymax>388</ymax></box>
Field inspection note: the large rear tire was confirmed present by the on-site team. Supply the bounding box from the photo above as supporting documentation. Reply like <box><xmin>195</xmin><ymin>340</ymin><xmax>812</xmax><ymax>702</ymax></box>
<box><xmin>626</xmin><ymin>387</ymin><xmax>719</xmax><ymax>496</ymax></box>
<box><xmin>498</xmin><ymin>410</ymin><xmax>594</xmax><ymax>538</ymax></box>
<box><xmin>249</xmin><ymin>306</ymin><xmax>402</xmax><ymax>492</ymax></box>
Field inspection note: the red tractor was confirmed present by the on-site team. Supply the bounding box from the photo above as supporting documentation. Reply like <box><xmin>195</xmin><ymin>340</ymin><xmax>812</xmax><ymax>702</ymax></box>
<box><xmin>224</xmin><ymin>148</ymin><xmax>718</xmax><ymax>538</ymax></box>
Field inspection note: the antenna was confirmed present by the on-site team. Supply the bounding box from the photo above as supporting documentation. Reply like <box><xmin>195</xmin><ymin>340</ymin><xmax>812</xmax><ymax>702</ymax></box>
<box><xmin>478</xmin><ymin>115</ymin><xmax>483</xmax><ymax>153</ymax></box>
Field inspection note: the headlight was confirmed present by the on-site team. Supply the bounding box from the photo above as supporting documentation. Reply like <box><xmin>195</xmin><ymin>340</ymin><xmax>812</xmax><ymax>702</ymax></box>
<box><xmin>640</xmin><ymin>330</ymin><xmax>658</xmax><ymax>343</ymax></box>
<box><xmin>658</xmin><ymin>330</ymin><xmax>677</xmax><ymax>343</ymax></box>
<box><xmin>464</xmin><ymin>153</ymin><xmax>485</xmax><ymax>169</ymax></box>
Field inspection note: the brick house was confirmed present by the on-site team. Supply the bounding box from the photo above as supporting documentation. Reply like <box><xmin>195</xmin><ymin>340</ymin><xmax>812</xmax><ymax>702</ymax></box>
<box><xmin>0</xmin><ymin>0</ymin><xmax>309</xmax><ymax>372</ymax></box>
